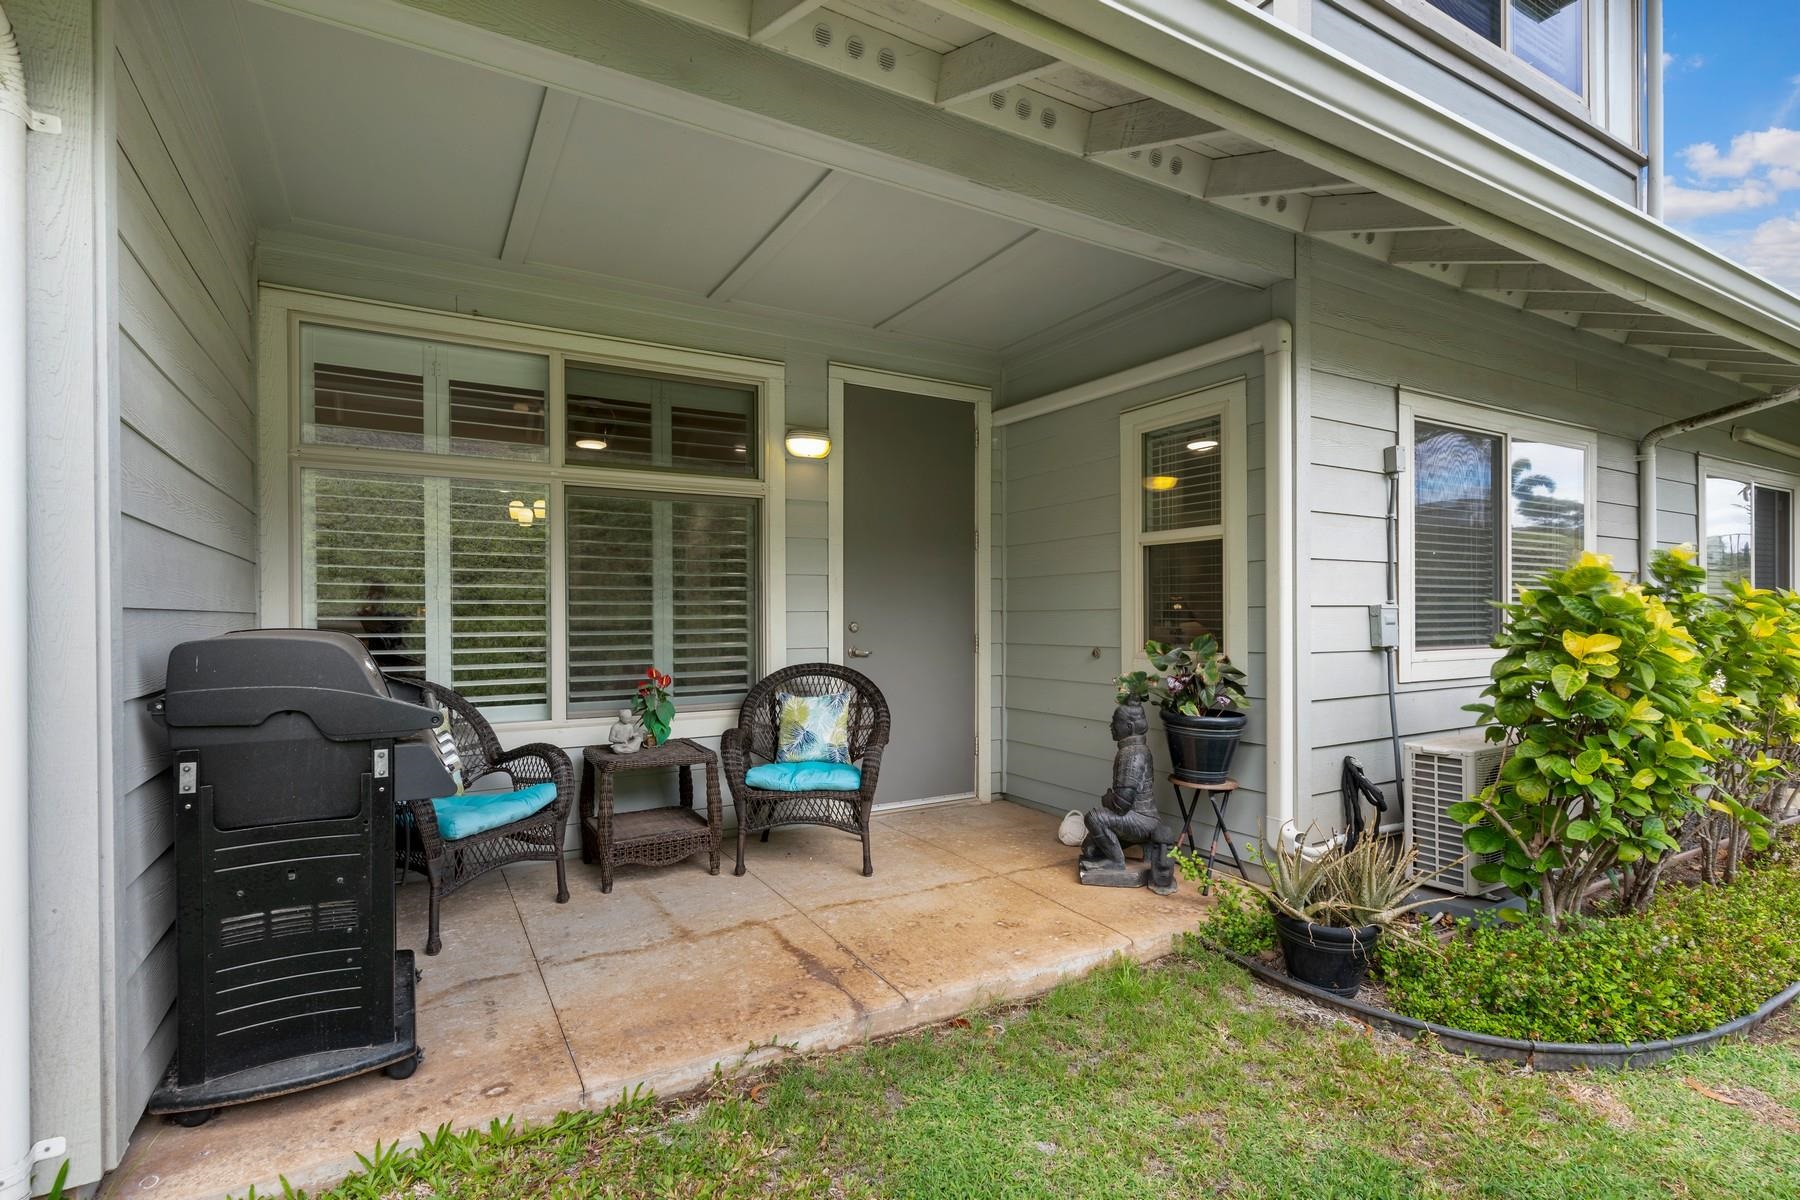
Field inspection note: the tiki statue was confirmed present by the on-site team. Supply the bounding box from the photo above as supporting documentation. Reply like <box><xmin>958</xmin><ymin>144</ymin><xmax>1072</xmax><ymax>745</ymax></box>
<box><xmin>1078</xmin><ymin>701</ymin><xmax>1177</xmax><ymax>894</ymax></box>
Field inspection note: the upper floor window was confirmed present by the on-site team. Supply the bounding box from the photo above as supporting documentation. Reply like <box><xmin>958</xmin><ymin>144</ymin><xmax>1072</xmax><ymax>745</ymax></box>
<box><xmin>1425</xmin><ymin>0</ymin><xmax>1585</xmax><ymax>95</ymax></box>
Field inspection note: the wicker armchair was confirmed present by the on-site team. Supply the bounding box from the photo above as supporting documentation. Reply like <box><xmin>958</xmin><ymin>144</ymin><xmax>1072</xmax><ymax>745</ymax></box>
<box><xmin>398</xmin><ymin>681</ymin><xmax>572</xmax><ymax>955</ymax></box>
<box><xmin>721</xmin><ymin>664</ymin><xmax>890</xmax><ymax>877</ymax></box>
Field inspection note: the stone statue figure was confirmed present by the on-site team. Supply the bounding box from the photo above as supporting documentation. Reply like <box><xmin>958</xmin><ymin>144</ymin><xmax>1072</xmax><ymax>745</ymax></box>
<box><xmin>1078</xmin><ymin>701</ymin><xmax>1177</xmax><ymax>895</ymax></box>
<box><xmin>608</xmin><ymin>708</ymin><xmax>647</xmax><ymax>754</ymax></box>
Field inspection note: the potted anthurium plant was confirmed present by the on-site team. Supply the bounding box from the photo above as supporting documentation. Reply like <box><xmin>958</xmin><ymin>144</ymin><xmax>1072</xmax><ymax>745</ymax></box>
<box><xmin>1118</xmin><ymin>634</ymin><xmax>1249</xmax><ymax>784</ymax></box>
<box><xmin>633</xmin><ymin>667</ymin><xmax>675</xmax><ymax>747</ymax></box>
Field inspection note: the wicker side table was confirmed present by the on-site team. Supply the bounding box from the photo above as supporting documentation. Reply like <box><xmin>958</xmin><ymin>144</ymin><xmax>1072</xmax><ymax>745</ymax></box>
<box><xmin>580</xmin><ymin>739</ymin><xmax>722</xmax><ymax>893</ymax></box>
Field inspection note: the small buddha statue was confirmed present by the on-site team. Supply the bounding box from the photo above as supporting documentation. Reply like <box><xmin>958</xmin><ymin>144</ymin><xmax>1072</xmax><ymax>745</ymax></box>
<box><xmin>608</xmin><ymin>708</ymin><xmax>646</xmax><ymax>754</ymax></box>
<box><xmin>1078</xmin><ymin>701</ymin><xmax>1176</xmax><ymax>894</ymax></box>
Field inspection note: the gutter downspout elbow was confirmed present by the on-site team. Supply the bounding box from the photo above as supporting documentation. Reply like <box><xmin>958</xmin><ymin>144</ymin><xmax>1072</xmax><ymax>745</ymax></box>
<box><xmin>1636</xmin><ymin>385</ymin><xmax>1800</xmax><ymax>576</ymax></box>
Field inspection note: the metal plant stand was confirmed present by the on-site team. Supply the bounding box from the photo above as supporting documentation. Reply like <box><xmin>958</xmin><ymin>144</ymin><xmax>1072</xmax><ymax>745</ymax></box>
<box><xmin>1168</xmin><ymin>776</ymin><xmax>1247</xmax><ymax>894</ymax></box>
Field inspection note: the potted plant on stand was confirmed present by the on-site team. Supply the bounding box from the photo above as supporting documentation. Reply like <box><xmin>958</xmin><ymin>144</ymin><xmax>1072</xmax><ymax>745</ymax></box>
<box><xmin>1132</xmin><ymin>634</ymin><xmax>1249</xmax><ymax>784</ymax></box>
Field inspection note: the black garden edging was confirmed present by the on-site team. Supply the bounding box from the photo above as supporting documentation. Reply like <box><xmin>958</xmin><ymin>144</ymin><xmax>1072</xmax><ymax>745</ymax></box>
<box><xmin>1219</xmin><ymin>948</ymin><xmax>1800</xmax><ymax>1071</ymax></box>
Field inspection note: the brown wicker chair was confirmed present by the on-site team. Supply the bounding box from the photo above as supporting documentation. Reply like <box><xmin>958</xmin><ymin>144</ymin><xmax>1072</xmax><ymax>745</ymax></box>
<box><xmin>397</xmin><ymin>680</ymin><xmax>572</xmax><ymax>954</ymax></box>
<box><xmin>721</xmin><ymin>664</ymin><xmax>890</xmax><ymax>877</ymax></box>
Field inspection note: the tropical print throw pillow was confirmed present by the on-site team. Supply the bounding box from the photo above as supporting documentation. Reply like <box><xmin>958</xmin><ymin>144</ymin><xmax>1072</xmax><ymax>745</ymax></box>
<box><xmin>775</xmin><ymin>689</ymin><xmax>853</xmax><ymax>764</ymax></box>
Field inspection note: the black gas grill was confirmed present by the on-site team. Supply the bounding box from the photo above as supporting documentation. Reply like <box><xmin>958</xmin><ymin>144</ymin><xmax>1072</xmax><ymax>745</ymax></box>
<box><xmin>147</xmin><ymin>629</ymin><xmax>460</xmax><ymax>1124</ymax></box>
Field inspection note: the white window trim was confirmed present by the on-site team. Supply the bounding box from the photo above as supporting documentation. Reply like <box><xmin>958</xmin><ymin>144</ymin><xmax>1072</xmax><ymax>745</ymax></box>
<box><xmin>1370</xmin><ymin>0</ymin><xmax>1602</xmax><ymax>115</ymax></box>
<box><xmin>257</xmin><ymin>286</ymin><xmax>788</xmax><ymax>747</ymax></box>
<box><xmin>1697</xmin><ymin>455</ymin><xmax>1800</xmax><ymax>591</ymax></box>
<box><xmin>1398</xmin><ymin>390</ymin><xmax>1599</xmax><ymax>683</ymax></box>
<box><xmin>1118</xmin><ymin>380</ymin><xmax>1249</xmax><ymax>675</ymax></box>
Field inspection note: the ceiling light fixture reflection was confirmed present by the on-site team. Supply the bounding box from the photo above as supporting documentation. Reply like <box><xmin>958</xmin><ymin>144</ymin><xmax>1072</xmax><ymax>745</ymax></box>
<box><xmin>1187</xmin><ymin>438</ymin><xmax>1219</xmax><ymax>452</ymax></box>
<box><xmin>574</xmin><ymin>437</ymin><xmax>609</xmax><ymax>451</ymax></box>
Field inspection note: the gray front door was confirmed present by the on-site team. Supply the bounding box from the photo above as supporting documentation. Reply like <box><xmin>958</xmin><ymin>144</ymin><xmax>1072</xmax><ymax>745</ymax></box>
<box><xmin>842</xmin><ymin>384</ymin><xmax>975</xmax><ymax>804</ymax></box>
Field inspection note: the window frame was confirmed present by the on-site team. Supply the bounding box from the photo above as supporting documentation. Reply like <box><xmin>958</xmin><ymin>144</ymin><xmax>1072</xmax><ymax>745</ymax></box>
<box><xmin>1698</xmin><ymin>455</ymin><xmax>1800</xmax><ymax>593</ymax></box>
<box><xmin>1398</xmin><ymin>391</ymin><xmax>1598</xmax><ymax>683</ymax></box>
<box><xmin>259</xmin><ymin>287</ymin><xmax>787</xmax><ymax>742</ymax></box>
<box><xmin>1374</xmin><ymin>0</ymin><xmax>1603</xmax><ymax>113</ymax></box>
<box><xmin>1118</xmin><ymin>381</ymin><xmax>1249</xmax><ymax>676</ymax></box>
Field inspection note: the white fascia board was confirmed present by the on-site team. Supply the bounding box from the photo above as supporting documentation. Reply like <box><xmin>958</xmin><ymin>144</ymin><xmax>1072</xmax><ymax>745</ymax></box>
<box><xmin>936</xmin><ymin>0</ymin><xmax>1800</xmax><ymax>363</ymax></box>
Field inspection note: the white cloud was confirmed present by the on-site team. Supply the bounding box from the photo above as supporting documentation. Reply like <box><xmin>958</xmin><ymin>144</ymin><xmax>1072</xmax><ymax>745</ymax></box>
<box><xmin>1661</xmin><ymin>52</ymin><xmax>1706</xmax><ymax>74</ymax></box>
<box><xmin>1732</xmin><ymin>214</ymin><xmax>1800</xmax><ymax>288</ymax></box>
<box><xmin>1683</xmin><ymin>128</ymin><xmax>1800</xmax><ymax>179</ymax></box>
<box><xmin>1664</xmin><ymin>179</ymin><xmax>1778</xmax><ymax>220</ymax></box>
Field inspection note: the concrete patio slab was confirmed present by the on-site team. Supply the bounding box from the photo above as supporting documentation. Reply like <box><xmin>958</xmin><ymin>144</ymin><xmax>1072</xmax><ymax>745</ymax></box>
<box><xmin>101</xmin><ymin>800</ymin><xmax>1210</xmax><ymax>1200</ymax></box>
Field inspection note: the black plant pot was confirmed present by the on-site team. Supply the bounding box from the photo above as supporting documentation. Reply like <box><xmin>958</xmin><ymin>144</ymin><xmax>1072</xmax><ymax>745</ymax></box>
<box><xmin>1160</xmin><ymin>708</ymin><xmax>1248</xmax><ymax>784</ymax></box>
<box><xmin>1272</xmin><ymin>912</ymin><xmax>1380</xmax><ymax>998</ymax></box>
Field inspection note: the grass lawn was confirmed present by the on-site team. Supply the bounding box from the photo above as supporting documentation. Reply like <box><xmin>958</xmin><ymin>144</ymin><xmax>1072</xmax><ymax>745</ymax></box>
<box><xmin>281</xmin><ymin>945</ymin><xmax>1800</xmax><ymax>1200</ymax></box>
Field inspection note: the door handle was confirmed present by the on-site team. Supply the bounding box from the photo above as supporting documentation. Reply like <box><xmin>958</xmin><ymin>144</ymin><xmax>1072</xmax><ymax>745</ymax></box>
<box><xmin>847</xmin><ymin>646</ymin><xmax>873</xmax><ymax>658</ymax></box>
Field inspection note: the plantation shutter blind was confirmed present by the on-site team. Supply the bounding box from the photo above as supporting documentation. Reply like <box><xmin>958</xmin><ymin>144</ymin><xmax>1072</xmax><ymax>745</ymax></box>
<box><xmin>566</xmin><ymin>488</ymin><xmax>758</xmax><ymax>711</ymax></box>
<box><xmin>305</xmin><ymin>472</ymin><xmax>429</xmax><ymax>677</ymax></box>
<box><xmin>1754</xmin><ymin>487</ymin><xmax>1794</xmax><ymax>590</ymax></box>
<box><xmin>446</xmin><ymin>480</ymin><xmax>550</xmax><ymax>718</ymax></box>
<box><xmin>1414</xmin><ymin>422</ymin><xmax>1504</xmax><ymax>650</ymax></box>
<box><xmin>304</xmin><ymin>470</ymin><xmax>551</xmax><ymax>720</ymax></box>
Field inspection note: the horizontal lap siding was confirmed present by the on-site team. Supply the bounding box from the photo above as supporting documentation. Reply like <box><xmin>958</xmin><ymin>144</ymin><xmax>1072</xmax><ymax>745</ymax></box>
<box><xmin>112</xmin><ymin>0</ymin><xmax>257</xmax><ymax>1145</ymax></box>
<box><xmin>1300</xmin><ymin>245</ymin><xmax>1754</xmax><ymax>833</ymax></box>
<box><xmin>998</xmin><ymin>352</ymin><xmax>1269</xmax><ymax>844</ymax></box>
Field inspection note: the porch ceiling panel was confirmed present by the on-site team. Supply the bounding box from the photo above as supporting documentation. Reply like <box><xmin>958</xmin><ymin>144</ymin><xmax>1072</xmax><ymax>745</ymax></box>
<box><xmin>720</xmin><ymin>175</ymin><xmax>1028</xmax><ymax>325</ymax></box>
<box><xmin>882</xmin><ymin>231</ymin><xmax>1175</xmax><ymax>349</ymax></box>
<box><xmin>524</xmin><ymin>98</ymin><xmax>829</xmax><ymax>293</ymax></box>
<box><xmin>182</xmin><ymin>0</ymin><xmax>543</xmax><ymax>256</ymax></box>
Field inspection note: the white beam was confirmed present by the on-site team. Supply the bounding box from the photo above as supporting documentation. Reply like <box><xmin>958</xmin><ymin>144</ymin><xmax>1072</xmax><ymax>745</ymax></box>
<box><xmin>260</xmin><ymin>0</ymin><xmax>1293</xmax><ymax>287</ymax></box>
<box><xmin>1388</xmin><ymin>230</ymin><xmax>1534</xmax><ymax>264</ymax></box>
<box><xmin>500</xmin><ymin>88</ymin><xmax>579</xmax><ymax>264</ymax></box>
<box><xmin>1623</xmin><ymin>331</ymin><xmax>1744</xmax><ymax>350</ymax></box>
<box><xmin>1204</xmin><ymin>149</ymin><xmax>1342</xmax><ymax>197</ymax></box>
<box><xmin>1083</xmin><ymin>97</ymin><xmax>1219</xmax><ymax>154</ymax></box>
<box><xmin>709</xmin><ymin>169</ymin><xmax>848</xmax><ymax>300</ymax></box>
<box><xmin>1577</xmin><ymin>313</ymin><xmax>1704</xmax><ymax>333</ymax></box>
<box><xmin>1522</xmin><ymin>293</ymin><xmax>1658</xmax><ymax>315</ymax></box>
<box><xmin>748</xmin><ymin>0</ymin><xmax>821</xmax><ymax>43</ymax></box>
<box><xmin>1460</xmin><ymin>265</ymin><xmax>1609</xmax><ymax>293</ymax></box>
<box><xmin>1302</xmin><ymin>192</ymin><xmax>1447</xmax><ymax>233</ymax></box>
<box><xmin>935</xmin><ymin>32</ymin><xmax>1056</xmax><ymax>105</ymax></box>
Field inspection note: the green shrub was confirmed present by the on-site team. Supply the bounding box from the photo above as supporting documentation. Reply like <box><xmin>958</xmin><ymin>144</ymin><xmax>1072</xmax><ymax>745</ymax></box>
<box><xmin>1456</xmin><ymin>552</ymin><xmax>1724</xmax><ymax>925</ymax></box>
<box><xmin>1190</xmin><ymin>880</ymin><xmax>1275</xmax><ymax>956</ymax></box>
<box><xmin>1649</xmin><ymin>546</ymin><xmax>1800</xmax><ymax>884</ymax></box>
<box><xmin>1375</xmin><ymin>852</ymin><xmax>1800</xmax><ymax>1044</ymax></box>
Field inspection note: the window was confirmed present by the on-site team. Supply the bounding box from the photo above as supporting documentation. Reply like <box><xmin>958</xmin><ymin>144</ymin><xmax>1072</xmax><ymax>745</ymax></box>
<box><xmin>1120</xmin><ymin>383</ymin><xmax>1246</xmax><ymax>667</ymax></box>
<box><xmin>304</xmin><ymin>471</ymin><xmax>552</xmax><ymax>720</ymax></box>
<box><xmin>283</xmin><ymin>309</ymin><xmax>779</xmax><ymax>728</ymax></box>
<box><xmin>1423</xmin><ymin>0</ymin><xmax>1586</xmax><ymax>95</ymax></box>
<box><xmin>1401</xmin><ymin>394</ymin><xmax>1595</xmax><ymax>679</ymax></box>
<box><xmin>566</xmin><ymin>489</ymin><xmax>758</xmax><ymax>712</ymax></box>
<box><xmin>1703</xmin><ymin>466</ymin><xmax>1796</xmax><ymax>593</ymax></box>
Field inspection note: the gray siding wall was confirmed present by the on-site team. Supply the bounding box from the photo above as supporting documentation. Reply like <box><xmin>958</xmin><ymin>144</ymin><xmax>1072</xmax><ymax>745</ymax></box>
<box><xmin>994</xmin><ymin>284</ymin><xmax>1277</xmax><ymax>842</ymax></box>
<box><xmin>112</xmin><ymin>0</ymin><xmax>258</xmax><ymax>1136</ymax></box>
<box><xmin>1298</xmin><ymin>243</ymin><xmax>1771</xmax><ymax>832</ymax></box>
<box><xmin>1311</xmin><ymin>0</ymin><xmax>1640</xmax><ymax>204</ymax></box>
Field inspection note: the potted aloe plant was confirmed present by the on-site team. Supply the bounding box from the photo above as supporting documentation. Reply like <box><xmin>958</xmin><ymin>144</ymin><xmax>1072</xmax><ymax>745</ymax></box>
<box><xmin>1221</xmin><ymin>834</ymin><xmax>1444</xmax><ymax>998</ymax></box>
<box><xmin>1122</xmin><ymin>634</ymin><xmax>1248</xmax><ymax>784</ymax></box>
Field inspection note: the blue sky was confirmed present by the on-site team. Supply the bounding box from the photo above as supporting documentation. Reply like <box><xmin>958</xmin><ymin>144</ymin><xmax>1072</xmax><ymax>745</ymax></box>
<box><xmin>1664</xmin><ymin>2</ymin><xmax>1800</xmax><ymax>286</ymax></box>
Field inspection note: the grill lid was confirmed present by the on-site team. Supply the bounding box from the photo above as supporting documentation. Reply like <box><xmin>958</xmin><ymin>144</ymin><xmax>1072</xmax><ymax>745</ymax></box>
<box><xmin>161</xmin><ymin>629</ymin><xmax>439</xmax><ymax>739</ymax></box>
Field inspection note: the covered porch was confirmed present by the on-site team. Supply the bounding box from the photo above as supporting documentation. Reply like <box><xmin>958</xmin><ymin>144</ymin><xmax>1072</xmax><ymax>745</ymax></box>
<box><xmin>101</xmin><ymin>801</ymin><xmax>1211</xmax><ymax>1200</ymax></box>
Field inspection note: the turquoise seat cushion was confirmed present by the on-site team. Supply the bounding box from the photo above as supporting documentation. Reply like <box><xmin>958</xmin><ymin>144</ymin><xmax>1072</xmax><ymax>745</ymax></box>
<box><xmin>746</xmin><ymin>761</ymin><xmax>863</xmax><ymax>792</ymax></box>
<box><xmin>427</xmin><ymin>781</ymin><xmax>558</xmax><ymax>840</ymax></box>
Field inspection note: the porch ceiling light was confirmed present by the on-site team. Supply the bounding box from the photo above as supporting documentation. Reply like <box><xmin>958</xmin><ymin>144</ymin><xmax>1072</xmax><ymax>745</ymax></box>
<box><xmin>785</xmin><ymin>429</ymin><xmax>832</xmax><ymax>459</ymax></box>
<box><xmin>508</xmin><ymin>498</ymin><xmax>547</xmax><ymax>527</ymax></box>
<box><xmin>1187</xmin><ymin>438</ymin><xmax>1219</xmax><ymax>453</ymax></box>
<box><xmin>1143</xmin><ymin>475</ymin><xmax>1179</xmax><ymax>492</ymax></box>
<box><xmin>574</xmin><ymin>436</ymin><xmax>609</xmax><ymax>451</ymax></box>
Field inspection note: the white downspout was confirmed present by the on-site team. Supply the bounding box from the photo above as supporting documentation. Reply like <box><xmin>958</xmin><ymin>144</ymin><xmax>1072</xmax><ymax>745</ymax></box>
<box><xmin>1646</xmin><ymin>0</ymin><xmax>1664</xmax><ymax>219</ymax></box>
<box><xmin>0</xmin><ymin>7</ymin><xmax>34</xmax><ymax>1200</ymax></box>
<box><xmin>1637</xmin><ymin>386</ymin><xmax>1800</xmax><ymax>572</ymax></box>
<box><xmin>0</xmin><ymin>9</ymin><xmax>60</xmax><ymax>1197</ymax></box>
<box><xmin>1261</xmin><ymin>320</ymin><xmax>1299</xmax><ymax>852</ymax></box>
